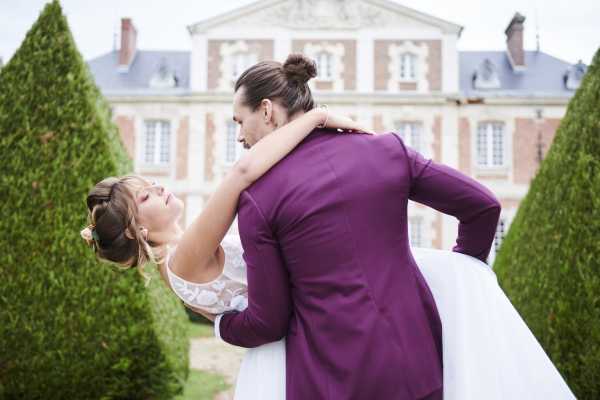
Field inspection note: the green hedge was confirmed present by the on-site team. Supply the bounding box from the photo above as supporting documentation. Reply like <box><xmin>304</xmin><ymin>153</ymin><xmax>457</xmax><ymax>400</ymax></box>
<box><xmin>0</xmin><ymin>1</ymin><xmax>189</xmax><ymax>398</ymax></box>
<box><xmin>494</xmin><ymin>48</ymin><xmax>600</xmax><ymax>398</ymax></box>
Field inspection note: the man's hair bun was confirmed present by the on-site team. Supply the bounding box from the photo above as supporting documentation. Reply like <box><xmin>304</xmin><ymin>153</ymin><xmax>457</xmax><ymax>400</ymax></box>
<box><xmin>283</xmin><ymin>53</ymin><xmax>317</xmax><ymax>85</ymax></box>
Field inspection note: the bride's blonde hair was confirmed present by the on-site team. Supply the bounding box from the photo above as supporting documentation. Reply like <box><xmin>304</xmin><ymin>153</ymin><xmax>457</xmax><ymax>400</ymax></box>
<box><xmin>80</xmin><ymin>175</ymin><xmax>166</xmax><ymax>285</ymax></box>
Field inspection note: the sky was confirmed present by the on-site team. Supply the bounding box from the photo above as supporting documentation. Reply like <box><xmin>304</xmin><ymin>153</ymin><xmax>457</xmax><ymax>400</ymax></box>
<box><xmin>1</xmin><ymin>0</ymin><xmax>599</xmax><ymax>66</ymax></box>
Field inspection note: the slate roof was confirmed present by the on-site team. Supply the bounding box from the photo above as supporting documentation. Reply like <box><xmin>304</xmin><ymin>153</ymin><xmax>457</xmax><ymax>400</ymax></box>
<box><xmin>459</xmin><ymin>50</ymin><xmax>579</xmax><ymax>97</ymax></box>
<box><xmin>87</xmin><ymin>49</ymin><xmax>582</xmax><ymax>97</ymax></box>
<box><xmin>87</xmin><ymin>50</ymin><xmax>190</xmax><ymax>94</ymax></box>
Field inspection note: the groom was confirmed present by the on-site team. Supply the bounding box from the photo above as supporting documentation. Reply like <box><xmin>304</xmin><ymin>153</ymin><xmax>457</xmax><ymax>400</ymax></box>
<box><xmin>202</xmin><ymin>60</ymin><xmax>500</xmax><ymax>399</ymax></box>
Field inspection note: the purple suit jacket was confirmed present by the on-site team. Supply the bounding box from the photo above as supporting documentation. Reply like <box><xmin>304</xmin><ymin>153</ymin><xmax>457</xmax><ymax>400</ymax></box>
<box><xmin>219</xmin><ymin>129</ymin><xmax>501</xmax><ymax>400</ymax></box>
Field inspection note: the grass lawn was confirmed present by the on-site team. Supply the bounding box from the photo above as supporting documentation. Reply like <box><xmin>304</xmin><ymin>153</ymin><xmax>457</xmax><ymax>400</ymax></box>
<box><xmin>176</xmin><ymin>320</ymin><xmax>231</xmax><ymax>399</ymax></box>
<box><xmin>187</xmin><ymin>321</ymin><xmax>214</xmax><ymax>339</ymax></box>
<box><xmin>174</xmin><ymin>369</ymin><xmax>230</xmax><ymax>400</ymax></box>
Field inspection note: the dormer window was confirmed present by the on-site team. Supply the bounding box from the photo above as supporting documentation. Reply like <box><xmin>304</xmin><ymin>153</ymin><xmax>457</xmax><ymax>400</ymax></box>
<box><xmin>564</xmin><ymin>60</ymin><xmax>587</xmax><ymax>90</ymax></box>
<box><xmin>149</xmin><ymin>58</ymin><xmax>179</xmax><ymax>89</ymax></box>
<box><xmin>399</xmin><ymin>53</ymin><xmax>417</xmax><ymax>81</ymax></box>
<box><xmin>473</xmin><ymin>59</ymin><xmax>500</xmax><ymax>90</ymax></box>
<box><xmin>316</xmin><ymin>51</ymin><xmax>333</xmax><ymax>81</ymax></box>
<box><xmin>231</xmin><ymin>52</ymin><xmax>257</xmax><ymax>80</ymax></box>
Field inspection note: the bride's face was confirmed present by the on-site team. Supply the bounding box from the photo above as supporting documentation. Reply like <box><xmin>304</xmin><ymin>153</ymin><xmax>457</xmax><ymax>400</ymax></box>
<box><xmin>127</xmin><ymin>178</ymin><xmax>183</xmax><ymax>235</ymax></box>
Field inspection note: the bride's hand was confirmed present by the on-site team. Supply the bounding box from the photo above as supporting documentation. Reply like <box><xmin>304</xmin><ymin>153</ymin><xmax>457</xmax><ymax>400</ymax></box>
<box><xmin>310</xmin><ymin>107</ymin><xmax>375</xmax><ymax>135</ymax></box>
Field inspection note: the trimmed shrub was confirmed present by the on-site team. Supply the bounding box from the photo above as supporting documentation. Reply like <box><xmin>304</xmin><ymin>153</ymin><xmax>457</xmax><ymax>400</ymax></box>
<box><xmin>494</xmin><ymin>48</ymin><xmax>600</xmax><ymax>398</ymax></box>
<box><xmin>0</xmin><ymin>2</ymin><xmax>189</xmax><ymax>398</ymax></box>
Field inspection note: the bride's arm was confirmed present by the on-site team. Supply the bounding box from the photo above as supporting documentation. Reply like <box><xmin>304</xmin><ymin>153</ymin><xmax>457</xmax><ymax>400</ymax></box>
<box><xmin>237</xmin><ymin>109</ymin><xmax>372</xmax><ymax>184</ymax></box>
<box><xmin>170</xmin><ymin>108</ymin><xmax>332</xmax><ymax>281</ymax></box>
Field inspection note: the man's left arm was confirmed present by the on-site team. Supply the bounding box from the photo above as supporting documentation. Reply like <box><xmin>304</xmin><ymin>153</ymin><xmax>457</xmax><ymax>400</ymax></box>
<box><xmin>215</xmin><ymin>190</ymin><xmax>292</xmax><ymax>348</ymax></box>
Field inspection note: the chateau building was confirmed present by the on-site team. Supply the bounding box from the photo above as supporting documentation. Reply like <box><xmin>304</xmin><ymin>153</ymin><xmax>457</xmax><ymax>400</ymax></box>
<box><xmin>88</xmin><ymin>0</ymin><xmax>587</xmax><ymax>263</ymax></box>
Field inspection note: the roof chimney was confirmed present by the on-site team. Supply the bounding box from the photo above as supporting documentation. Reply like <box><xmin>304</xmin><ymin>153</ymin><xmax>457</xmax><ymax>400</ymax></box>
<box><xmin>505</xmin><ymin>12</ymin><xmax>526</xmax><ymax>71</ymax></box>
<box><xmin>118</xmin><ymin>18</ymin><xmax>137</xmax><ymax>72</ymax></box>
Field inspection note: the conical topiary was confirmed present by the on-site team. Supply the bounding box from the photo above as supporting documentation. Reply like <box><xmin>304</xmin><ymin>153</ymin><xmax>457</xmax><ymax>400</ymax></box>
<box><xmin>494</xmin><ymin>48</ymin><xmax>600</xmax><ymax>398</ymax></box>
<box><xmin>0</xmin><ymin>1</ymin><xmax>189</xmax><ymax>398</ymax></box>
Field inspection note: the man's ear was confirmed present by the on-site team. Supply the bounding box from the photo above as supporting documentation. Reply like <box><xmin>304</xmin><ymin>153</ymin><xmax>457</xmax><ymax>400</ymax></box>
<box><xmin>260</xmin><ymin>99</ymin><xmax>274</xmax><ymax>124</ymax></box>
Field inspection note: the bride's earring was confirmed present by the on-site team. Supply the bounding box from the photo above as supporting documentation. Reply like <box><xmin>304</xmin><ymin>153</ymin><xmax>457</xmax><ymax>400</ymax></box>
<box><xmin>140</xmin><ymin>227</ymin><xmax>149</xmax><ymax>241</ymax></box>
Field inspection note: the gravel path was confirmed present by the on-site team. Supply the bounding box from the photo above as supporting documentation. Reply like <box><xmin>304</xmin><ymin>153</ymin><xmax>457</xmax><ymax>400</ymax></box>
<box><xmin>190</xmin><ymin>337</ymin><xmax>247</xmax><ymax>400</ymax></box>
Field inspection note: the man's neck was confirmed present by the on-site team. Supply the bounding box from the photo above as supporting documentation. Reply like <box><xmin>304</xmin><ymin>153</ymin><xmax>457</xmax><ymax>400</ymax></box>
<box><xmin>286</xmin><ymin>110</ymin><xmax>306</xmax><ymax>124</ymax></box>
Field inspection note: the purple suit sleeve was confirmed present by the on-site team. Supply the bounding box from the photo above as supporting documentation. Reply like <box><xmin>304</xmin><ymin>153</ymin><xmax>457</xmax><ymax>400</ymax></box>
<box><xmin>218</xmin><ymin>191</ymin><xmax>292</xmax><ymax>348</ymax></box>
<box><xmin>393</xmin><ymin>134</ymin><xmax>501</xmax><ymax>263</ymax></box>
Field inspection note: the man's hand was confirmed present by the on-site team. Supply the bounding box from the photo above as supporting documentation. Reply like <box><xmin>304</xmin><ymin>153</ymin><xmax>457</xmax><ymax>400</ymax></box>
<box><xmin>183</xmin><ymin>302</ymin><xmax>218</xmax><ymax>322</ymax></box>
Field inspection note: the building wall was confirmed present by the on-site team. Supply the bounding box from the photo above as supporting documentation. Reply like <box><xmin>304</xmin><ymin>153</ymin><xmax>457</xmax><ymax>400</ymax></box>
<box><xmin>108</xmin><ymin>6</ymin><xmax>570</xmax><ymax>257</ymax></box>
<box><xmin>110</xmin><ymin>97</ymin><xmax>567</xmax><ymax>253</ymax></box>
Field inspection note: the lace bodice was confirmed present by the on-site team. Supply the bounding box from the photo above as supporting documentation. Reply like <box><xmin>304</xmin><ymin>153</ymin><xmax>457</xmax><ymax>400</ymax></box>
<box><xmin>165</xmin><ymin>235</ymin><xmax>248</xmax><ymax>314</ymax></box>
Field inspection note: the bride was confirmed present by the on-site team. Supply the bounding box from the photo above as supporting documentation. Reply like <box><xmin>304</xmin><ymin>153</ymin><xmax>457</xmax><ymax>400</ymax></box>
<box><xmin>81</xmin><ymin>55</ymin><xmax>575</xmax><ymax>399</ymax></box>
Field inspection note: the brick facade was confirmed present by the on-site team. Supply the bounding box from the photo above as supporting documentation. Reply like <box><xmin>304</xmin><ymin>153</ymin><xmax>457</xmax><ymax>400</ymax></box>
<box><xmin>432</xmin><ymin>212</ymin><xmax>443</xmax><ymax>248</ymax></box>
<box><xmin>204</xmin><ymin>113</ymin><xmax>216</xmax><ymax>181</ymax></box>
<box><xmin>114</xmin><ymin>115</ymin><xmax>135</xmax><ymax>158</ymax></box>
<box><xmin>513</xmin><ymin>117</ymin><xmax>560</xmax><ymax>184</ymax></box>
<box><xmin>373</xmin><ymin>115</ymin><xmax>385</xmax><ymax>133</ymax></box>
<box><xmin>176</xmin><ymin>116</ymin><xmax>189</xmax><ymax>180</ymax></box>
<box><xmin>432</xmin><ymin>115</ymin><xmax>442</xmax><ymax>162</ymax></box>
<box><xmin>458</xmin><ymin>117</ymin><xmax>471</xmax><ymax>175</ymax></box>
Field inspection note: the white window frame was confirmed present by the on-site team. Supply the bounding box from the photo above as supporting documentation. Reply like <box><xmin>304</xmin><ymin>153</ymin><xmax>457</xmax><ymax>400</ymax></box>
<box><xmin>408</xmin><ymin>216</ymin><xmax>424</xmax><ymax>247</ymax></box>
<box><xmin>476</xmin><ymin>122</ymin><xmax>506</xmax><ymax>168</ymax></box>
<box><xmin>316</xmin><ymin>51</ymin><xmax>334</xmax><ymax>81</ymax></box>
<box><xmin>225</xmin><ymin>120</ymin><xmax>240</xmax><ymax>164</ymax></box>
<box><xmin>231</xmin><ymin>52</ymin><xmax>257</xmax><ymax>81</ymax></box>
<box><xmin>488</xmin><ymin>217</ymin><xmax>507</xmax><ymax>265</ymax></box>
<box><xmin>395</xmin><ymin>121</ymin><xmax>423</xmax><ymax>153</ymax></box>
<box><xmin>399</xmin><ymin>52</ymin><xmax>417</xmax><ymax>82</ymax></box>
<box><xmin>142</xmin><ymin>120</ymin><xmax>171</xmax><ymax>167</ymax></box>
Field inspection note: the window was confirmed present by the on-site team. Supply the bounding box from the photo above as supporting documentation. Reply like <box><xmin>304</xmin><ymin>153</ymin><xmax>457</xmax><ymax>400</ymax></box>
<box><xmin>408</xmin><ymin>217</ymin><xmax>423</xmax><ymax>247</ymax></box>
<box><xmin>477</xmin><ymin>122</ymin><xmax>505</xmax><ymax>167</ymax></box>
<box><xmin>316</xmin><ymin>51</ymin><xmax>333</xmax><ymax>80</ymax></box>
<box><xmin>488</xmin><ymin>217</ymin><xmax>506</xmax><ymax>265</ymax></box>
<box><xmin>493</xmin><ymin>218</ymin><xmax>506</xmax><ymax>253</ymax></box>
<box><xmin>564</xmin><ymin>60</ymin><xmax>587</xmax><ymax>90</ymax></box>
<box><xmin>473</xmin><ymin>59</ymin><xmax>501</xmax><ymax>90</ymax></box>
<box><xmin>395</xmin><ymin>122</ymin><xmax>423</xmax><ymax>153</ymax></box>
<box><xmin>143</xmin><ymin>120</ymin><xmax>170</xmax><ymax>165</ymax></box>
<box><xmin>225</xmin><ymin>121</ymin><xmax>239</xmax><ymax>164</ymax></box>
<box><xmin>231</xmin><ymin>52</ymin><xmax>257</xmax><ymax>80</ymax></box>
<box><xmin>399</xmin><ymin>53</ymin><xmax>417</xmax><ymax>81</ymax></box>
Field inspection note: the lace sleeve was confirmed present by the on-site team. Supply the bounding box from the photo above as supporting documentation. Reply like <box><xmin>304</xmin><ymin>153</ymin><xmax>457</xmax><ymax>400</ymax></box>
<box><xmin>166</xmin><ymin>239</ymin><xmax>248</xmax><ymax>314</ymax></box>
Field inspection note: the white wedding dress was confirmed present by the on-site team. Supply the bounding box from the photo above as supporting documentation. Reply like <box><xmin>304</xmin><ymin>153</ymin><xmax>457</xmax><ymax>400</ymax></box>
<box><xmin>166</xmin><ymin>235</ymin><xmax>575</xmax><ymax>400</ymax></box>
